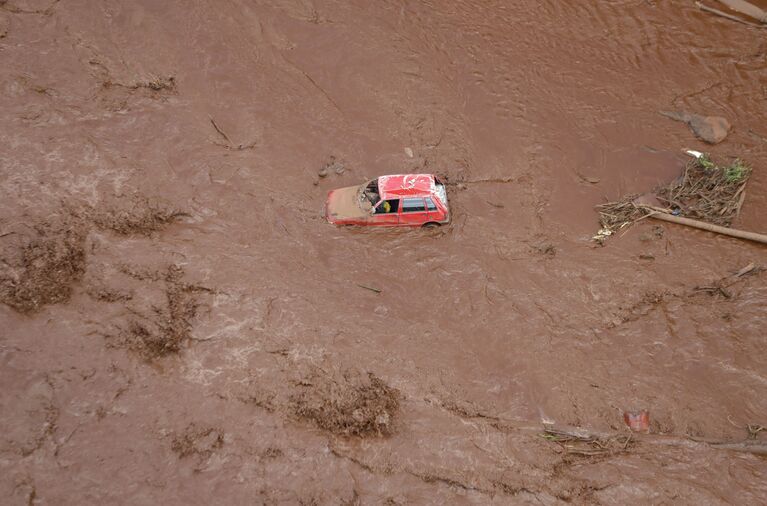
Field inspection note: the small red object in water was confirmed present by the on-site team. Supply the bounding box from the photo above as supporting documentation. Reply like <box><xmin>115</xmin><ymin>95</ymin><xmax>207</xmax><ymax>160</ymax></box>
<box><xmin>623</xmin><ymin>410</ymin><xmax>650</xmax><ymax>432</ymax></box>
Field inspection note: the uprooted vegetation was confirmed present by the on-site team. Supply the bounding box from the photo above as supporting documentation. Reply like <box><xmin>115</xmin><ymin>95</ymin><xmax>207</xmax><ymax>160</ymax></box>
<box><xmin>88</xmin><ymin>196</ymin><xmax>186</xmax><ymax>236</ymax></box>
<box><xmin>102</xmin><ymin>75</ymin><xmax>177</xmax><ymax>94</ymax></box>
<box><xmin>116</xmin><ymin>264</ymin><xmax>210</xmax><ymax>359</ymax></box>
<box><xmin>595</xmin><ymin>154</ymin><xmax>752</xmax><ymax>240</ymax></box>
<box><xmin>171</xmin><ymin>423</ymin><xmax>224</xmax><ymax>459</ymax></box>
<box><xmin>541</xmin><ymin>424</ymin><xmax>633</xmax><ymax>457</ymax></box>
<box><xmin>0</xmin><ymin>196</ymin><xmax>187</xmax><ymax>314</ymax></box>
<box><xmin>1</xmin><ymin>0</ymin><xmax>59</xmax><ymax>16</ymax></box>
<box><xmin>97</xmin><ymin>73</ymin><xmax>177</xmax><ymax>111</ymax></box>
<box><xmin>606</xmin><ymin>263</ymin><xmax>762</xmax><ymax>327</ymax></box>
<box><xmin>0</xmin><ymin>220</ymin><xmax>87</xmax><ymax>314</ymax></box>
<box><xmin>690</xmin><ymin>262</ymin><xmax>763</xmax><ymax>299</ymax></box>
<box><xmin>291</xmin><ymin>368</ymin><xmax>400</xmax><ymax>437</ymax></box>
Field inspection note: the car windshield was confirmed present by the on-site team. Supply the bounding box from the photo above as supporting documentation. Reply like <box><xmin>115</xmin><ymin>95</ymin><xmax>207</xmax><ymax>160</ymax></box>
<box><xmin>363</xmin><ymin>179</ymin><xmax>379</xmax><ymax>204</ymax></box>
<box><xmin>357</xmin><ymin>179</ymin><xmax>380</xmax><ymax>212</ymax></box>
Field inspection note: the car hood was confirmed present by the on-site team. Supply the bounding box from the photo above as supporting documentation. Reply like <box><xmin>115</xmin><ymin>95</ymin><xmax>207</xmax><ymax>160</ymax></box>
<box><xmin>325</xmin><ymin>185</ymin><xmax>369</xmax><ymax>222</ymax></box>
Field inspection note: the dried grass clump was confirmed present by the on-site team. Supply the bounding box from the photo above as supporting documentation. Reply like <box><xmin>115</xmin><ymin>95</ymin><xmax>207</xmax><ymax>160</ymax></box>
<box><xmin>291</xmin><ymin>369</ymin><xmax>400</xmax><ymax>437</ymax></box>
<box><xmin>102</xmin><ymin>75</ymin><xmax>176</xmax><ymax>93</ymax></box>
<box><xmin>91</xmin><ymin>196</ymin><xmax>186</xmax><ymax>236</ymax></box>
<box><xmin>596</xmin><ymin>194</ymin><xmax>645</xmax><ymax>234</ymax></box>
<box><xmin>120</xmin><ymin>265</ymin><xmax>206</xmax><ymax>358</ymax></box>
<box><xmin>143</xmin><ymin>76</ymin><xmax>176</xmax><ymax>92</ymax></box>
<box><xmin>171</xmin><ymin>423</ymin><xmax>223</xmax><ymax>459</ymax></box>
<box><xmin>0</xmin><ymin>223</ymin><xmax>87</xmax><ymax>313</ymax></box>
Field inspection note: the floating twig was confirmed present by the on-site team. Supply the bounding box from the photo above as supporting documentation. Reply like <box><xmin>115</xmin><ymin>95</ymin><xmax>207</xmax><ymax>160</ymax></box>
<box><xmin>209</xmin><ymin>117</ymin><xmax>232</xmax><ymax>144</ymax></box>
<box><xmin>356</xmin><ymin>283</ymin><xmax>381</xmax><ymax>294</ymax></box>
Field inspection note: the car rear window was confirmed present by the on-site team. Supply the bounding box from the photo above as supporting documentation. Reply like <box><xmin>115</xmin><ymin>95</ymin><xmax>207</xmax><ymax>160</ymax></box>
<box><xmin>425</xmin><ymin>197</ymin><xmax>437</xmax><ymax>211</ymax></box>
<box><xmin>402</xmin><ymin>198</ymin><xmax>426</xmax><ymax>212</ymax></box>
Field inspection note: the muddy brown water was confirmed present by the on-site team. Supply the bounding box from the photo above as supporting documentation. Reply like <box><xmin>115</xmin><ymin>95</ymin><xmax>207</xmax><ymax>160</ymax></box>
<box><xmin>2</xmin><ymin>0</ymin><xmax>767</xmax><ymax>504</ymax></box>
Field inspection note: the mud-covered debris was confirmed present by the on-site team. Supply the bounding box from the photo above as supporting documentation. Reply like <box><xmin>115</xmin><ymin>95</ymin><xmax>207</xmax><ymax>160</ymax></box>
<box><xmin>320</xmin><ymin>156</ymin><xmax>345</xmax><ymax>178</ymax></box>
<box><xmin>0</xmin><ymin>222</ymin><xmax>87</xmax><ymax>313</ymax></box>
<box><xmin>542</xmin><ymin>423</ymin><xmax>633</xmax><ymax>456</ymax></box>
<box><xmin>171</xmin><ymin>423</ymin><xmax>223</xmax><ymax>459</ymax></box>
<box><xmin>533</xmin><ymin>242</ymin><xmax>556</xmax><ymax>257</ymax></box>
<box><xmin>613</xmin><ymin>290</ymin><xmax>671</xmax><ymax>325</ymax></box>
<box><xmin>291</xmin><ymin>368</ymin><xmax>400</xmax><ymax>437</ymax></box>
<box><xmin>86</xmin><ymin>286</ymin><xmax>133</xmax><ymax>303</ymax></box>
<box><xmin>144</xmin><ymin>76</ymin><xmax>176</xmax><ymax>92</ymax></box>
<box><xmin>119</xmin><ymin>265</ymin><xmax>206</xmax><ymax>358</ymax></box>
<box><xmin>691</xmin><ymin>262</ymin><xmax>763</xmax><ymax>298</ymax></box>
<box><xmin>640</xmin><ymin>225</ymin><xmax>665</xmax><ymax>242</ymax></box>
<box><xmin>261</xmin><ymin>447</ymin><xmax>283</xmax><ymax>459</ymax></box>
<box><xmin>90</xmin><ymin>196</ymin><xmax>186</xmax><ymax>236</ymax></box>
<box><xmin>103</xmin><ymin>75</ymin><xmax>176</xmax><ymax>93</ymax></box>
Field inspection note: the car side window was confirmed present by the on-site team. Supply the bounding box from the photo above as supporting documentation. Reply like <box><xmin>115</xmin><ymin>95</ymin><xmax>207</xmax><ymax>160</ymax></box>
<box><xmin>402</xmin><ymin>198</ymin><xmax>426</xmax><ymax>213</ymax></box>
<box><xmin>425</xmin><ymin>197</ymin><xmax>437</xmax><ymax>211</ymax></box>
<box><xmin>374</xmin><ymin>199</ymin><xmax>399</xmax><ymax>214</ymax></box>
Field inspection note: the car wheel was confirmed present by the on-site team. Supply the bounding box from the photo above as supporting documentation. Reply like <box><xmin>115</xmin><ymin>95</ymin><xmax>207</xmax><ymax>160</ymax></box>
<box><xmin>422</xmin><ymin>222</ymin><xmax>440</xmax><ymax>229</ymax></box>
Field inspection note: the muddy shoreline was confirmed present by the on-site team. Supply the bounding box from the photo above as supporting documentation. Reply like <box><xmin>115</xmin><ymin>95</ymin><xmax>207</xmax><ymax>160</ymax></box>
<box><xmin>2</xmin><ymin>1</ymin><xmax>766</xmax><ymax>504</ymax></box>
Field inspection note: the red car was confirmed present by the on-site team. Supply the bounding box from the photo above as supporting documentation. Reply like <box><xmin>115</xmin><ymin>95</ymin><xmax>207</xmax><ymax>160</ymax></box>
<box><xmin>325</xmin><ymin>174</ymin><xmax>450</xmax><ymax>227</ymax></box>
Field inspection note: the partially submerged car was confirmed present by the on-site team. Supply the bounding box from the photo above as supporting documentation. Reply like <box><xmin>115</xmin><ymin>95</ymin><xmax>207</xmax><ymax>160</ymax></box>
<box><xmin>325</xmin><ymin>174</ymin><xmax>450</xmax><ymax>227</ymax></box>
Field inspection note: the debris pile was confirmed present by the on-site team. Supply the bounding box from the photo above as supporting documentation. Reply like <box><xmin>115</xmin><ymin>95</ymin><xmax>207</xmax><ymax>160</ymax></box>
<box><xmin>595</xmin><ymin>153</ymin><xmax>752</xmax><ymax>243</ymax></box>
<box><xmin>541</xmin><ymin>424</ymin><xmax>632</xmax><ymax>456</ymax></box>
<box><xmin>90</xmin><ymin>196</ymin><xmax>186</xmax><ymax>236</ymax></box>
<box><xmin>291</xmin><ymin>368</ymin><xmax>400</xmax><ymax>437</ymax></box>
<box><xmin>117</xmin><ymin>265</ymin><xmax>207</xmax><ymax>358</ymax></box>
<box><xmin>656</xmin><ymin>154</ymin><xmax>750</xmax><ymax>225</ymax></box>
<box><xmin>0</xmin><ymin>222</ymin><xmax>87</xmax><ymax>313</ymax></box>
<box><xmin>171</xmin><ymin>423</ymin><xmax>224</xmax><ymax>459</ymax></box>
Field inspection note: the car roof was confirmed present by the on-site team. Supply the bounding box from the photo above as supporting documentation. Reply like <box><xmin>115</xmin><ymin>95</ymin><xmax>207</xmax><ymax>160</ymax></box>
<box><xmin>378</xmin><ymin>174</ymin><xmax>436</xmax><ymax>200</ymax></box>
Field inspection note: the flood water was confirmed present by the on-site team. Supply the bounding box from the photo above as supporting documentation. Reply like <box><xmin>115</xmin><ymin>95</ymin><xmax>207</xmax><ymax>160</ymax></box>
<box><xmin>1</xmin><ymin>0</ymin><xmax>766</xmax><ymax>504</ymax></box>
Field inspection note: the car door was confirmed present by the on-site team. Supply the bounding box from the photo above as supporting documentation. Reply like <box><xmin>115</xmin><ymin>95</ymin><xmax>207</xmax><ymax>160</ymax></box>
<box><xmin>425</xmin><ymin>196</ymin><xmax>444</xmax><ymax>222</ymax></box>
<box><xmin>369</xmin><ymin>199</ymin><xmax>400</xmax><ymax>226</ymax></box>
<box><xmin>400</xmin><ymin>197</ymin><xmax>429</xmax><ymax>226</ymax></box>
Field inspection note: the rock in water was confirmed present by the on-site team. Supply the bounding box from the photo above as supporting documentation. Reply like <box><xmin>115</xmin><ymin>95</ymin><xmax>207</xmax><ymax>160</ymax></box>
<box><xmin>687</xmin><ymin>115</ymin><xmax>730</xmax><ymax>144</ymax></box>
<box><xmin>660</xmin><ymin>111</ymin><xmax>731</xmax><ymax>144</ymax></box>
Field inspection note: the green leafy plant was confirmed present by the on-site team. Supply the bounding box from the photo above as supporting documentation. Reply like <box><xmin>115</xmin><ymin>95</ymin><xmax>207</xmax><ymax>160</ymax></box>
<box><xmin>724</xmin><ymin>160</ymin><xmax>750</xmax><ymax>184</ymax></box>
<box><xmin>697</xmin><ymin>153</ymin><xmax>715</xmax><ymax>170</ymax></box>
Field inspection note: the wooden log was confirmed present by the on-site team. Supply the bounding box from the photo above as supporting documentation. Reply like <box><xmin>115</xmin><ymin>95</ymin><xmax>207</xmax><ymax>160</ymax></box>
<box><xmin>711</xmin><ymin>442</ymin><xmax>767</xmax><ymax>455</ymax></box>
<box><xmin>715</xmin><ymin>0</ymin><xmax>767</xmax><ymax>23</ymax></box>
<box><xmin>696</xmin><ymin>2</ymin><xmax>766</xmax><ymax>27</ymax></box>
<box><xmin>643</xmin><ymin>209</ymin><xmax>767</xmax><ymax>245</ymax></box>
